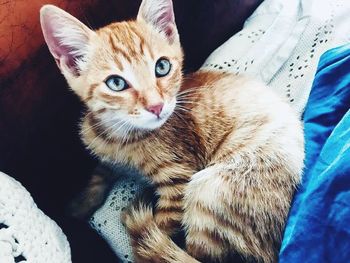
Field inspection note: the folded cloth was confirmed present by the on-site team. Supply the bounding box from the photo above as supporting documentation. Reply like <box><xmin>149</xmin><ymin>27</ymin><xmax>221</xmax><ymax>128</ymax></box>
<box><xmin>202</xmin><ymin>0</ymin><xmax>350</xmax><ymax>114</ymax></box>
<box><xmin>0</xmin><ymin>172</ymin><xmax>71</xmax><ymax>263</ymax></box>
<box><xmin>280</xmin><ymin>43</ymin><xmax>350</xmax><ymax>262</ymax></box>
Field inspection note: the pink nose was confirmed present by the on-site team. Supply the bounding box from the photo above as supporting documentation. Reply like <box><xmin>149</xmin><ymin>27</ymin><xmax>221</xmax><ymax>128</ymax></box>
<box><xmin>146</xmin><ymin>103</ymin><xmax>164</xmax><ymax>117</ymax></box>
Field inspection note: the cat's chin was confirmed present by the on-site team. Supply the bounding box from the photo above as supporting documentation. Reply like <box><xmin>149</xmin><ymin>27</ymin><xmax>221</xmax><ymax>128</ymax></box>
<box><xmin>131</xmin><ymin>114</ymin><xmax>171</xmax><ymax>131</ymax></box>
<box><xmin>105</xmin><ymin>98</ymin><xmax>176</xmax><ymax>136</ymax></box>
<box><xmin>106</xmin><ymin>113</ymin><xmax>171</xmax><ymax>140</ymax></box>
<box><xmin>131</xmin><ymin>98</ymin><xmax>176</xmax><ymax>131</ymax></box>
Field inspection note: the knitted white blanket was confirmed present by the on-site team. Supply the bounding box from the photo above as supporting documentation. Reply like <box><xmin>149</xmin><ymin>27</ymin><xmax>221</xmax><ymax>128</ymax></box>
<box><xmin>0</xmin><ymin>172</ymin><xmax>71</xmax><ymax>263</ymax></box>
<box><xmin>1</xmin><ymin>0</ymin><xmax>349</xmax><ymax>262</ymax></box>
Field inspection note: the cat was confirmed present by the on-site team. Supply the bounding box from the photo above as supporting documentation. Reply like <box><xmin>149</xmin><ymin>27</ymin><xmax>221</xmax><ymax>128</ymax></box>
<box><xmin>40</xmin><ymin>0</ymin><xmax>304</xmax><ymax>262</ymax></box>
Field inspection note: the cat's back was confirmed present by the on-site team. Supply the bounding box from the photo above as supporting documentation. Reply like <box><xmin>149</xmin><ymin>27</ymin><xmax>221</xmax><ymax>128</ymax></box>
<box><xmin>182</xmin><ymin>70</ymin><xmax>302</xmax><ymax>134</ymax></box>
<box><xmin>180</xmin><ymin>70</ymin><xmax>304</xmax><ymax>174</ymax></box>
<box><xmin>182</xmin><ymin>70</ymin><xmax>294</xmax><ymax>119</ymax></box>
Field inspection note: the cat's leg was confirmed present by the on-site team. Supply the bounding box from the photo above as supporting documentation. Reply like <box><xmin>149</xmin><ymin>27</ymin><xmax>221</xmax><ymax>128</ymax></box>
<box><xmin>183</xmin><ymin>158</ymin><xmax>296</xmax><ymax>263</ymax></box>
<box><xmin>122</xmin><ymin>190</ymin><xmax>199</xmax><ymax>263</ymax></box>
<box><xmin>139</xmin><ymin>163</ymin><xmax>191</xmax><ymax>235</ymax></box>
<box><xmin>68</xmin><ymin>163</ymin><xmax>116</xmax><ymax>219</ymax></box>
<box><xmin>153</xmin><ymin>182</ymin><xmax>187</xmax><ymax>236</ymax></box>
<box><xmin>123</xmin><ymin>180</ymin><xmax>186</xmax><ymax>236</ymax></box>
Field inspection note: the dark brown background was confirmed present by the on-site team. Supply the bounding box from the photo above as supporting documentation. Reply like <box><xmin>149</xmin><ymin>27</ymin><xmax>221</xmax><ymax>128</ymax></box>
<box><xmin>0</xmin><ymin>0</ymin><xmax>263</xmax><ymax>262</ymax></box>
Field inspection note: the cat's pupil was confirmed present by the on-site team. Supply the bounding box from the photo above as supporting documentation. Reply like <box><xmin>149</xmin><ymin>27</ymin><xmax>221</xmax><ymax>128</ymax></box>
<box><xmin>114</xmin><ymin>79</ymin><xmax>121</xmax><ymax>86</ymax></box>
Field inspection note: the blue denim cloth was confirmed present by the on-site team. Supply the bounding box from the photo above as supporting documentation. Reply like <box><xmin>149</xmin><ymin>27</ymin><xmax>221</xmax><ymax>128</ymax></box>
<box><xmin>280</xmin><ymin>44</ymin><xmax>350</xmax><ymax>262</ymax></box>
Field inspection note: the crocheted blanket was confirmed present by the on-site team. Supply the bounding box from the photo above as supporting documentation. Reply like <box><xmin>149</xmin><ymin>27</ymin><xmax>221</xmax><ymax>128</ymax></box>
<box><xmin>0</xmin><ymin>172</ymin><xmax>71</xmax><ymax>263</ymax></box>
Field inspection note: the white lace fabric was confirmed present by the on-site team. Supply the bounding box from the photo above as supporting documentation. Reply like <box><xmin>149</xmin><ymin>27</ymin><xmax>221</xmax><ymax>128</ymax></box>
<box><xmin>0</xmin><ymin>172</ymin><xmax>71</xmax><ymax>263</ymax></box>
<box><xmin>1</xmin><ymin>0</ymin><xmax>350</xmax><ymax>262</ymax></box>
<box><xmin>202</xmin><ymin>0</ymin><xmax>350</xmax><ymax>114</ymax></box>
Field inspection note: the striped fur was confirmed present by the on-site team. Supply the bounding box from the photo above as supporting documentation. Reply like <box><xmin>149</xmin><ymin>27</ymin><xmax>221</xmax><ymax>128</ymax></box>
<box><xmin>41</xmin><ymin>1</ymin><xmax>304</xmax><ymax>262</ymax></box>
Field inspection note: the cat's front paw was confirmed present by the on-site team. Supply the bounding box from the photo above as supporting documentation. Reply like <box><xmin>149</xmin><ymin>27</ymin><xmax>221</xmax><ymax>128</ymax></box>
<box><xmin>122</xmin><ymin>203</ymin><xmax>164</xmax><ymax>263</ymax></box>
<box><xmin>121</xmin><ymin>203</ymin><xmax>154</xmax><ymax>239</ymax></box>
<box><xmin>122</xmin><ymin>203</ymin><xmax>190</xmax><ymax>263</ymax></box>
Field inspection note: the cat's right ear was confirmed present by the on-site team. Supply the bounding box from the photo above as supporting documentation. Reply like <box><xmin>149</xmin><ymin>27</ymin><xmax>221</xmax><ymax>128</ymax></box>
<box><xmin>40</xmin><ymin>5</ymin><xmax>94</xmax><ymax>77</ymax></box>
<box><xmin>137</xmin><ymin>0</ymin><xmax>178</xmax><ymax>43</ymax></box>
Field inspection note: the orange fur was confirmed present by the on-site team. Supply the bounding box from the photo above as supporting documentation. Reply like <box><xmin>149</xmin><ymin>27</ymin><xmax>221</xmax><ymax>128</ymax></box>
<box><xmin>41</xmin><ymin>1</ymin><xmax>304</xmax><ymax>262</ymax></box>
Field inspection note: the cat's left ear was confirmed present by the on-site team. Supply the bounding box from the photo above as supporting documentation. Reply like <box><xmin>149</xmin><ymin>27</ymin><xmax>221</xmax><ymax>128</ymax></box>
<box><xmin>40</xmin><ymin>5</ymin><xmax>95</xmax><ymax>77</ymax></box>
<box><xmin>137</xmin><ymin>0</ymin><xmax>178</xmax><ymax>43</ymax></box>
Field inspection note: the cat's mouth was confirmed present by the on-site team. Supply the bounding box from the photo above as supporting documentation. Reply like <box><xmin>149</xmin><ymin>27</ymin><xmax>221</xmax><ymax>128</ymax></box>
<box><xmin>97</xmin><ymin>99</ymin><xmax>176</xmax><ymax>137</ymax></box>
<box><xmin>132</xmin><ymin>98</ymin><xmax>176</xmax><ymax>131</ymax></box>
<box><xmin>137</xmin><ymin>109</ymin><xmax>173</xmax><ymax>130</ymax></box>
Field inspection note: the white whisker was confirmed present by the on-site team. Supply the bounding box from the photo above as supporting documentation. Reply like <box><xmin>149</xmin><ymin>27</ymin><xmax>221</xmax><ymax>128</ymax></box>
<box><xmin>173</xmin><ymin>110</ymin><xmax>187</xmax><ymax>123</ymax></box>
<box><xmin>86</xmin><ymin>119</ymin><xmax>126</xmax><ymax>149</ymax></box>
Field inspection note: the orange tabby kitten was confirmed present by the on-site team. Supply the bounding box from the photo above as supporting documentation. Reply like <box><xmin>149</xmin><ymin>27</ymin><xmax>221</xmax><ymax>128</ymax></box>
<box><xmin>40</xmin><ymin>0</ymin><xmax>304</xmax><ymax>262</ymax></box>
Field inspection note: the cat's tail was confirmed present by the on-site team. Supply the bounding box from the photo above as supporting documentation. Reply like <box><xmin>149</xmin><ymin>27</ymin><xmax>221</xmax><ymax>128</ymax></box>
<box><xmin>122</xmin><ymin>203</ymin><xmax>200</xmax><ymax>263</ymax></box>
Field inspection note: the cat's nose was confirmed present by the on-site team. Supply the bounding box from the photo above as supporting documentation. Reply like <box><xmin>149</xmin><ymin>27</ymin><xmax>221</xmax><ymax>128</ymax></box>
<box><xmin>146</xmin><ymin>103</ymin><xmax>164</xmax><ymax>117</ymax></box>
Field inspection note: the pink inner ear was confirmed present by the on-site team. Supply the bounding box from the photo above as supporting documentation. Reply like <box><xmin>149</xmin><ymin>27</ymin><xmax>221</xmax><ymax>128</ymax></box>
<box><xmin>42</xmin><ymin>12</ymin><xmax>81</xmax><ymax>75</ymax></box>
<box><xmin>158</xmin><ymin>10</ymin><xmax>175</xmax><ymax>39</ymax></box>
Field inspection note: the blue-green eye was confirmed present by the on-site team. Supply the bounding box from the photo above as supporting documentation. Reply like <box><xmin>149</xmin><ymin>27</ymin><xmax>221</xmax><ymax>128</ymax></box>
<box><xmin>105</xmin><ymin>75</ymin><xmax>129</xmax><ymax>91</ymax></box>
<box><xmin>155</xmin><ymin>58</ymin><xmax>171</xmax><ymax>77</ymax></box>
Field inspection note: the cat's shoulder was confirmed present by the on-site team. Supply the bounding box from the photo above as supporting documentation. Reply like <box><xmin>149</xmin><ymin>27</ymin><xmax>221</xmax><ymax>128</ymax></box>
<box><xmin>182</xmin><ymin>70</ymin><xmax>236</xmax><ymax>88</ymax></box>
<box><xmin>182</xmin><ymin>70</ymin><xmax>271</xmax><ymax>102</ymax></box>
<box><xmin>182</xmin><ymin>70</ymin><xmax>263</xmax><ymax>90</ymax></box>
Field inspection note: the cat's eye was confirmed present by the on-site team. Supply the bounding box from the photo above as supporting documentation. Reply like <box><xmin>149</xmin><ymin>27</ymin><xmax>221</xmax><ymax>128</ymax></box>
<box><xmin>105</xmin><ymin>75</ymin><xmax>129</xmax><ymax>91</ymax></box>
<box><xmin>155</xmin><ymin>58</ymin><xmax>171</xmax><ymax>77</ymax></box>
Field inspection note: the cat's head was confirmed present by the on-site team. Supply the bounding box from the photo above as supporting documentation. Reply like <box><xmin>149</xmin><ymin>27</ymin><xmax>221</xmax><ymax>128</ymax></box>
<box><xmin>40</xmin><ymin>0</ymin><xmax>183</xmax><ymax>134</ymax></box>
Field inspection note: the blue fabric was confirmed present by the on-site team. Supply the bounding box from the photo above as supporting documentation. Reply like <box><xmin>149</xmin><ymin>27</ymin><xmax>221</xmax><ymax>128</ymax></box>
<box><xmin>280</xmin><ymin>44</ymin><xmax>350</xmax><ymax>262</ymax></box>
